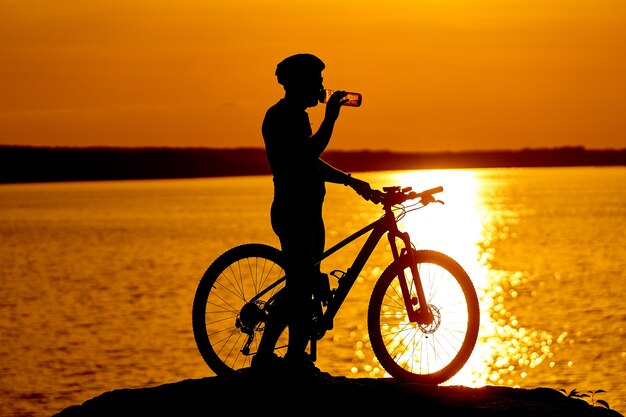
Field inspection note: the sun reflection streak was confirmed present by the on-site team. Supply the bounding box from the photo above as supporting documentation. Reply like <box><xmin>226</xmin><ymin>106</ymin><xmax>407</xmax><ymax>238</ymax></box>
<box><xmin>338</xmin><ymin>169</ymin><xmax>568</xmax><ymax>386</ymax></box>
<box><xmin>385</xmin><ymin>170</ymin><xmax>489</xmax><ymax>385</ymax></box>
<box><xmin>386</xmin><ymin>169</ymin><xmax>543</xmax><ymax>387</ymax></box>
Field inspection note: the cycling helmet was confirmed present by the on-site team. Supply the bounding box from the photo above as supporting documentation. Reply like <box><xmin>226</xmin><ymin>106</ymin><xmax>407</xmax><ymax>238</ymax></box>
<box><xmin>275</xmin><ymin>53</ymin><xmax>325</xmax><ymax>86</ymax></box>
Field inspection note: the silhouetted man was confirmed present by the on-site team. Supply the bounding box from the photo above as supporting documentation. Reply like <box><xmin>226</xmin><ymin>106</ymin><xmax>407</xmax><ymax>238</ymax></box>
<box><xmin>253</xmin><ymin>53</ymin><xmax>372</xmax><ymax>375</ymax></box>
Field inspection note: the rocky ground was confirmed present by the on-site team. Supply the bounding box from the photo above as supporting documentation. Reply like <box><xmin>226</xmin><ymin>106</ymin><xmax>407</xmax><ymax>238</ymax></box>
<box><xmin>53</xmin><ymin>373</ymin><xmax>623</xmax><ymax>417</ymax></box>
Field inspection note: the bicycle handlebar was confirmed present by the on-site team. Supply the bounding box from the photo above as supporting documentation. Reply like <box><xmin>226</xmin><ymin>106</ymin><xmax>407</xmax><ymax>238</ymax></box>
<box><xmin>369</xmin><ymin>185</ymin><xmax>444</xmax><ymax>207</ymax></box>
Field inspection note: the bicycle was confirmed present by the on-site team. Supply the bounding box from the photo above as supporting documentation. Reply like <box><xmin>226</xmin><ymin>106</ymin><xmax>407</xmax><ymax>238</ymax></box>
<box><xmin>192</xmin><ymin>185</ymin><xmax>480</xmax><ymax>384</ymax></box>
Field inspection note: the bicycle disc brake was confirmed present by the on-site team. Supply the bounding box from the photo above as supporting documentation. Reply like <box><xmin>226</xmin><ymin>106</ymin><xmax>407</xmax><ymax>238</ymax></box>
<box><xmin>418</xmin><ymin>304</ymin><xmax>441</xmax><ymax>334</ymax></box>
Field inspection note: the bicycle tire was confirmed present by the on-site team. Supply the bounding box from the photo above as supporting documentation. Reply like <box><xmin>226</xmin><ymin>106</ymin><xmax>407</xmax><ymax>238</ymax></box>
<box><xmin>368</xmin><ymin>249</ymin><xmax>480</xmax><ymax>384</ymax></box>
<box><xmin>192</xmin><ymin>243</ymin><xmax>288</xmax><ymax>375</ymax></box>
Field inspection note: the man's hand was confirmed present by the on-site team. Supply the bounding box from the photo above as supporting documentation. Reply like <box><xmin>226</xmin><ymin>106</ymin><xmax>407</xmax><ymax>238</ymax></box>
<box><xmin>349</xmin><ymin>177</ymin><xmax>372</xmax><ymax>200</ymax></box>
<box><xmin>324</xmin><ymin>90</ymin><xmax>348</xmax><ymax>121</ymax></box>
<box><xmin>368</xmin><ymin>189</ymin><xmax>384</xmax><ymax>204</ymax></box>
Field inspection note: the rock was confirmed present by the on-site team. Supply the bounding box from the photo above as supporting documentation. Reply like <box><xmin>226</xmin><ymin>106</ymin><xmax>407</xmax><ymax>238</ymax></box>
<box><xmin>53</xmin><ymin>374</ymin><xmax>623</xmax><ymax>417</ymax></box>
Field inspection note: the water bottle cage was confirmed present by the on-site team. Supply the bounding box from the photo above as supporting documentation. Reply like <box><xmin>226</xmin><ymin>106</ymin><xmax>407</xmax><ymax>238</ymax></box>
<box><xmin>330</xmin><ymin>269</ymin><xmax>346</xmax><ymax>280</ymax></box>
<box><xmin>313</xmin><ymin>272</ymin><xmax>332</xmax><ymax>306</ymax></box>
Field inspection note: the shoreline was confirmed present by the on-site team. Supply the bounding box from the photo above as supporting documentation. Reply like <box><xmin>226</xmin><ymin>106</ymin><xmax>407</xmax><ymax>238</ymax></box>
<box><xmin>53</xmin><ymin>374</ymin><xmax>624</xmax><ymax>416</ymax></box>
<box><xmin>1</xmin><ymin>145</ymin><xmax>625</xmax><ymax>184</ymax></box>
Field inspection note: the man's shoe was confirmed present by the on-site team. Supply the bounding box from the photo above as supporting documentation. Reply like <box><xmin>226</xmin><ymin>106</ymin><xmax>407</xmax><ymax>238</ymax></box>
<box><xmin>250</xmin><ymin>352</ymin><xmax>284</xmax><ymax>372</ymax></box>
<box><xmin>284</xmin><ymin>353</ymin><xmax>331</xmax><ymax>378</ymax></box>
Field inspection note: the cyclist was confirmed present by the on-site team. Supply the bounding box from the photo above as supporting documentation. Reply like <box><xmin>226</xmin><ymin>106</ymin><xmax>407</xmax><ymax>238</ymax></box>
<box><xmin>252</xmin><ymin>53</ymin><xmax>372</xmax><ymax>375</ymax></box>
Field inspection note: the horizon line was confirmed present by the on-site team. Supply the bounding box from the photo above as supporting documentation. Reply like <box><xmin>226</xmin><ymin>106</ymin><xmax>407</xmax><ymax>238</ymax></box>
<box><xmin>1</xmin><ymin>144</ymin><xmax>625</xmax><ymax>154</ymax></box>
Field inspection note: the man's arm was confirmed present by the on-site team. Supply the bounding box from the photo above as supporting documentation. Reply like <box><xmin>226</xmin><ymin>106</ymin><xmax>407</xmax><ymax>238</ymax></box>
<box><xmin>318</xmin><ymin>159</ymin><xmax>351</xmax><ymax>185</ymax></box>
<box><xmin>318</xmin><ymin>159</ymin><xmax>372</xmax><ymax>199</ymax></box>
<box><xmin>308</xmin><ymin>91</ymin><xmax>348</xmax><ymax>157</ymax></box>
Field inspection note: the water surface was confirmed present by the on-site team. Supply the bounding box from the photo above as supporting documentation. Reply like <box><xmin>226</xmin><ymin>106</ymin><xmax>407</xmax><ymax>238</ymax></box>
<box><xmin>1</xmin><ymin>167</ymin><xmax>624</xmax><ymax>416</ymax></box>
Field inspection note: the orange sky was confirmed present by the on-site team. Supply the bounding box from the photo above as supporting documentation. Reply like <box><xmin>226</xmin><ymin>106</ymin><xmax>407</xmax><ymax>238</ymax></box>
<box><xmin>1</xmin><ymin>0</ymin><xmax>625</xmax><ymax>152</ymax></box>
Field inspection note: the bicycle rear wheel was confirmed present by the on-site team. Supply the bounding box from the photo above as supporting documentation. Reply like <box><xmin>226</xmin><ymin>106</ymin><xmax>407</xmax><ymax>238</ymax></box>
<box><xmin>192</xmin><ymin>243</ymin><xmax>288</xmax><ymax>376</ymax></box>
<box><xmin>368</xmin><ymin>249</ymin><xmax>479</xmax><ymax>384</ymax></box>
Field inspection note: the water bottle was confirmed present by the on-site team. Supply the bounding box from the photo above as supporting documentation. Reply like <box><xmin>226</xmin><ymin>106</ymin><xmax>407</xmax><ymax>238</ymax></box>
<box><xmin>320</xmin><ymin>89</ymin><xmax>362</xmax><ymax>107</ymax></box>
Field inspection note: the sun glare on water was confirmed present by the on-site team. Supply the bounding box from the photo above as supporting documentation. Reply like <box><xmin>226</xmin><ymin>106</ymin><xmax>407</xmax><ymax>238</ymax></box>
<box><xmin>387</xmin><ymin>169</ymin><xmax>525</xmax><ymax>387</ymax></box>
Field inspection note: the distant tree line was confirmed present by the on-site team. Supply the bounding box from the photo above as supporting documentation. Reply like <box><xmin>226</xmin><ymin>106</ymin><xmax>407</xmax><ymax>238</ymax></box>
<box><xmin>0</xmin><ymin>145</ymin><xmax>624</xmax><ymax>184</ymax></box>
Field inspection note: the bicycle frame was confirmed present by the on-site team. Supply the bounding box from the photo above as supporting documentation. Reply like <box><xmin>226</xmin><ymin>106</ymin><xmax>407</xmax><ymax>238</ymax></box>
<box><xmin>316</xmin><ymin>203</ymin><xmax>433</xmax><ymax>333</ymax></box>
<box><xmin>244</xmin><ymin>187</ymin><xmax>442</xmax><ymax>362</ymax></box>
<box><xmin>250</xmin><ymin>198</ymin><xmax>433</xmax><ymax>337</ymax></box>
<box><xmin>193</xmin><ymin>184</ymin><xmax>481</xmax><ymax>380</ymax></box>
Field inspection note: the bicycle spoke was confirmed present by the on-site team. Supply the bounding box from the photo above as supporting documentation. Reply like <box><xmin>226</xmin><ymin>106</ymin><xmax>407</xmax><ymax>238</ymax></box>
<box><xmin>193</xmin><ymin>244</ymin><xmax>287</xmax><ymax>375</ymax></box>
<box><xmin>368</xmin><ymin>249</ymin><xmax>479</xmax><ymax>384</ymax></box>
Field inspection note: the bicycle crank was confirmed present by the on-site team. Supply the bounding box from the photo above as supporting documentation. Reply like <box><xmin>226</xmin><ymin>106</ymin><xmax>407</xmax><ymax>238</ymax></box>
<box><xmin>236</xmin><ymin>301</ymin><xmax>268</xmax><ymax>356</ymax></box>
<box><xmin>237</xmin><ymin>301</ymin><xmax>268</xmax><ymax>333</ymax></box>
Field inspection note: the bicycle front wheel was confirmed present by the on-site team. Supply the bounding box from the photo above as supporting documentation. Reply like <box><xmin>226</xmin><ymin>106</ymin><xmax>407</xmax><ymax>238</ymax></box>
<box><xmin>368</xmin><ymin>249</ymin><xmax>480</xmax><ymax>384</ymax></box>
<box><xmin>192</xmin><ymin>243</ymin><xmax>288</xmax><ymax>376</ymax></box>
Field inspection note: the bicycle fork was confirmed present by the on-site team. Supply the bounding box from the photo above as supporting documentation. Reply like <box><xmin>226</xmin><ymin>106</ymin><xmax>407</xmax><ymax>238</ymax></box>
<box><xmin>389</xmin><ymin>230</ymin><xmax>434</xmax><ymax>325</ymax></box>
